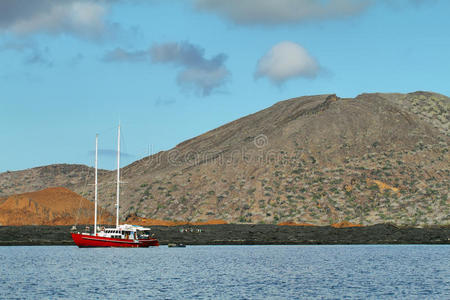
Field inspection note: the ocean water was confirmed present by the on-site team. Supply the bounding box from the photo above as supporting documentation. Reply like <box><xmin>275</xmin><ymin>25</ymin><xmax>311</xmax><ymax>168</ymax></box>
<box><xmin>0</xmin><ymin>245</ymin><xmax>448</xmax><ymax>299</ymax></box>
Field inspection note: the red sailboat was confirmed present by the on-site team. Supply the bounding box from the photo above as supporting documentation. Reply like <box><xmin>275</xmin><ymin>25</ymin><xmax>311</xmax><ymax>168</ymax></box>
<box><xmin>72</xmin><ymin>126</ymin><xmax>159</xmax><ymax>248</ymax></box>
<box><xmin>71</xmin><ymin>224</ymin><xmax>159</xmax><ymax>248</ymax></box>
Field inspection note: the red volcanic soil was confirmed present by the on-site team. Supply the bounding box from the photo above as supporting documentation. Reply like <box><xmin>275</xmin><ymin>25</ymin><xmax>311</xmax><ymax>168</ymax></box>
<box><xmin>0</xmin><ymin>187</ymin><xmax>112</xmax><ymax>226</ymax></box>
<box><xmin>331</xmin><ymin>221</ymin><xmax>364</xmax><ymax>228</ymax></box>
<box><xmin>277</xmin><ymin>221</ymin><xmax>316</xmax><ymax>226</ymax></box>
<box><xmin>190</xmin><ymin>219</ymin><xmax>228</xmax><ymax>225</ymax></box>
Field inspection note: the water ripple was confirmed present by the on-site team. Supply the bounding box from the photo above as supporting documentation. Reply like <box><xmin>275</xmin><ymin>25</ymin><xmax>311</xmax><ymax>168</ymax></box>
<box><xmin>0</xmin><ymin>245</ymin><xmax>448</xmax><ymax>299</ymax></box>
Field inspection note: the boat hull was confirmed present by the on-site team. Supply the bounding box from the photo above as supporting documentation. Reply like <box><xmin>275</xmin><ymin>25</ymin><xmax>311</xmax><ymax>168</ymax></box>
<box><xmin>71</xmin><ymin>233</ymin><xmax>159</xmax><ymax>248</ymax></box>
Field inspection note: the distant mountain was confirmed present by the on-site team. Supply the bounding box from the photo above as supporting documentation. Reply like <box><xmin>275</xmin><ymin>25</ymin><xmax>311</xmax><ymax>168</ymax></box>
<box><xmin>0</xmin><ymin>91</ymin><xmax>448</xmax><ymax>226</ymax></box>
<box><xmin>0</xmin><ymin>164</ymin><xmax>108</xmax><ymax>196</ymax></box>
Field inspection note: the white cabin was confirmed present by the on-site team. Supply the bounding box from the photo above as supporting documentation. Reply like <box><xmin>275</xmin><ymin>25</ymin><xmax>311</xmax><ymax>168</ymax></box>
<box><xmin>88</xmin><ymin>224</ymin><xmax>153</xmax><ymax>240</ymax></box>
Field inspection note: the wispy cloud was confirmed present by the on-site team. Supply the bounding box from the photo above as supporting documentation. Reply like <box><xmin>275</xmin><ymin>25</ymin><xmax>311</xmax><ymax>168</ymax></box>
<box><xmin>381</xmin><ymin>0</ymin><xmax>439</xmax><ymax>10</ymax></box>
<box><xmin>0</xmin><ymin>40</ymin><xmax>52</xmax><ymax>66</ymax></box>
<box><xmin>88</xmin><ymin>149</ymin><xmax>134</xmax><ymax>158</ymax></box>
<box><xmin>69</xmin><ymin>53</ymin><xmax>84</xmax><ymax>66</ymax></box>
<box><xmin>150</xmin><ymin>41</ymin><xmax>230</xmax><ymax>96</ymax></box>
<box><xmin>255</xmin><ymin>41</ymin><xmax>320</xmax><ymax>85</ymax></box>
<box><xmin>24</xmin><ymin>47</ymin><xmax>52</xmax><ymax>66</ymax></box>
<box><xmin>102</xmin><ymin>47</ymin><xmax>149</xmax><ymax>62</ymax></box>
<box><xmin>0</xmin><ymin>40</ymin><xmax>34</xmax><ymax>51</ymax></box>
<box><xmin>102</xmin><ymin>41</ymin><xmax>230</xmax><ymax>96</ymax></box>
<box><xmin>154</xmin><ymin>97</ymin><xmax>176</xmax><ymax>107</ymax></box>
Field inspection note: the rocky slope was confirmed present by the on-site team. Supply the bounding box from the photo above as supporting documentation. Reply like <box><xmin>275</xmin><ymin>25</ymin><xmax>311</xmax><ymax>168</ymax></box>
<box><xmin>0</xmin><ymin>91</ymin><xmax>448</xmax><ymax>226</ymax></box>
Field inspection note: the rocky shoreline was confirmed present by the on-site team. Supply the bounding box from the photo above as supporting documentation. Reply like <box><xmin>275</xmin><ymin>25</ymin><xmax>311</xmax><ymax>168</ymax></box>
<box><xmin>0</xmin><ymin>224</ymin><xmax>449</xmax><ymax>246</ymax></box>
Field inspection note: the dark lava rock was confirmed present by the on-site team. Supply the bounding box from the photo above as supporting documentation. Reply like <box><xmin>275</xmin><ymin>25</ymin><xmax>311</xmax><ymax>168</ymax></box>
<box><xmin>0</xmin><ymin>224</ymin><xmax>448</xmax><ymax>246</ymax></box>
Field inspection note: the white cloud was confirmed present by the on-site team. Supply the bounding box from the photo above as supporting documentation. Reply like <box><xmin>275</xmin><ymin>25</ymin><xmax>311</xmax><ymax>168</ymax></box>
<box><xmin>193</xmin><ymin>0</ymin><xmax>372</xmax><ymax>25</ymax></box>
<box><xmin>0</xmin><ymin>0</ymin><xmax>108</xmax><ymax>38</ymax></box>
<box><xmin>255</xmin><ymin>41</ymin><xmax>320</xmax><ymax>85</ymax></box>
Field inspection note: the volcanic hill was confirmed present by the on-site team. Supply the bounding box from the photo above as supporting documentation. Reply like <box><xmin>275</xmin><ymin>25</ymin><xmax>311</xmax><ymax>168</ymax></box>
<box><xmin>0</xmin><ymin>187</ymin><xmax>112</xmax><ymax>226</ymax></box>
<box><xmin>0</xmin><ymin>91</ymin><xmax>448</xmax><ymax>226</ymax></box>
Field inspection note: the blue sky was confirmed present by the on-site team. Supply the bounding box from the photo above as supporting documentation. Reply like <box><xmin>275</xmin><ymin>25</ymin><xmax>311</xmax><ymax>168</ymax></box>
<box><xmin>1</xmin><ymin>0</ymin><xmax>449</xmax><ymax>172</ymax></box>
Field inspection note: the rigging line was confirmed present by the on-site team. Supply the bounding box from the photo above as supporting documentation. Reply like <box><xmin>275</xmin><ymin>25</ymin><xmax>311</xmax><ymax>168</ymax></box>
<box><xmin>120</xmin><ymin>129</ymin><xmax>128</xmax><ymax>177</ymax></box>
<box><xmin>97</xmin><ymin>185</ymin><xmax>104</xmax><ymax>227</ymax></box>
<box><xmin>100</xmin><ymin>179</ymin><xmax>116</xmax><ymax>226</ymax></box>
<box><xmin>74</xmin><ymin>165</ymin><xmax>92</xmax><ymax>226</ymax></box>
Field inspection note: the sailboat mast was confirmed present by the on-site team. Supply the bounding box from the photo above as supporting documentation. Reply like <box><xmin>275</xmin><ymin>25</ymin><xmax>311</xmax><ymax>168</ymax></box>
<box><xmin>116</xmin><ymin>125</ymin><xmax>121</xmax><ymax>227</ymax></box>
<box><xmin>94</xmin><ymin>134</ymin><xmax>98</xmax><ymax>235</ymax></box>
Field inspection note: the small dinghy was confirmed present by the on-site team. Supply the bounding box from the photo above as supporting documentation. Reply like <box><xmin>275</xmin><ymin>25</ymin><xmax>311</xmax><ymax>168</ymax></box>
<box><xmin>168</xmin><ymin>243</ymin><xmax>186</xmax><ymax>248</ymax></box>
